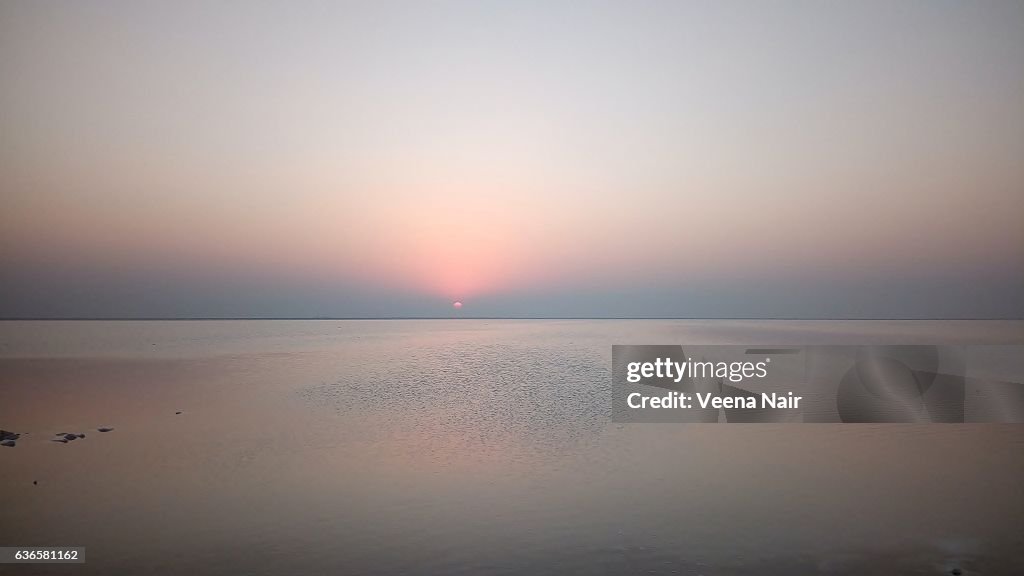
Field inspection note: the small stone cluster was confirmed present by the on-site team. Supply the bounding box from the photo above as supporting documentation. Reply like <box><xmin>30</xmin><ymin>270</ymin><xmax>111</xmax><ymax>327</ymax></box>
<box><xmin>0</xmin><ymin>429</ymin><xmax>20</xmax><ymax>447</ymax></box>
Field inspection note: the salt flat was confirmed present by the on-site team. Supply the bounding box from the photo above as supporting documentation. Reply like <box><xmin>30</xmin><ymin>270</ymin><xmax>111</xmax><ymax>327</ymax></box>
<box><xmin>1</xmin><ymin>320</ymin><xmax>1022</xmax><ymax>575</ymax></box>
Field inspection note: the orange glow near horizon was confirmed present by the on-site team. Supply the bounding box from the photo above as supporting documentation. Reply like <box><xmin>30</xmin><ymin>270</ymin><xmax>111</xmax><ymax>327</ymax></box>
<box><xmin>347</xmin><ymin>187</ymin><xmax>555</xmax><ymax>300</ymax></box>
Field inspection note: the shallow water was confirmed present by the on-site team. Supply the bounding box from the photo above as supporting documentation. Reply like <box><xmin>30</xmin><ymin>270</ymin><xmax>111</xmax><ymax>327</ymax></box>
<box><xmin>1</xmin><ymin>320</ymin><xmax>1022</xmax><ymax>575</ymax></box>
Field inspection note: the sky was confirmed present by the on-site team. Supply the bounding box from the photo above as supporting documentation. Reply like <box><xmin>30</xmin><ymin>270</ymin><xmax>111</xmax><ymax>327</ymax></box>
<box><xmin>1</xmin><ymin>0</ymin><xmax>1022</xmax><ymax>318</ymax></box>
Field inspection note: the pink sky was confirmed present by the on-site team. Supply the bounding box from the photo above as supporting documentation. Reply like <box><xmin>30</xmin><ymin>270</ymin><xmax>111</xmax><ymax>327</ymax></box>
<box><xmin>1</xmin><ymin>1</ymin><xmax>1022</xmax><ymax>317</ymax></box>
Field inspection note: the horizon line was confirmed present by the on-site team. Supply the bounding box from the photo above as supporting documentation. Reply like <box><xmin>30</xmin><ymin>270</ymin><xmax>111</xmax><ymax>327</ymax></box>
<box><xmin>2</xmin><ymin>317</ymin><xmax>1022</xmax><ymax>322</ymax></box>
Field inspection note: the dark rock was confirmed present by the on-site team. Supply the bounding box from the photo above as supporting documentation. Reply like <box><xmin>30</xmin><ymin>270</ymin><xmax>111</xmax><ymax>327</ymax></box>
<box><xmin>0</xmin><ymin>439</ymin><xmax>15</xmax><ymax>447</ymax></box>
<box><xmin>951</xmin><ymin>569</ymin><xmax>962</xmax><ymax>576</ymax></box>
<box><xmin>97</xmin><ymin>427</ymin><xmax>114</xmax><ymax>432</ymax></box>
<box><xmin>175</xmin><ymin>411</ymin><xmax>183</xmax><ymax>415</ymax></box>
<box><xmin>0</xmin><ymin>430</ymin><xmax>20</xmax><ymax>441</ymax></box>
<box><xmin>63</xmin><ymin>433</ymin><xmax>78</xmax><ymax>441</ymax></box>
<box><xmin>32</xmin><ymin>480</ymin><xmax>37</xmax><ymax>485</ymax></box>
<box><xmin>77</xmin><ymin>433</ymin><xmax>86</xmax><ymax>439</ymax></box>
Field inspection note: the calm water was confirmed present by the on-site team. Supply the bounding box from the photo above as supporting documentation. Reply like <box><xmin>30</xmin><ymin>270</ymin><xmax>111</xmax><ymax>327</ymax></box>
<box><xmin>1</xmin><ymin>320</ymin><xmax>1022</xmax><ymax>575</ymax></box>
